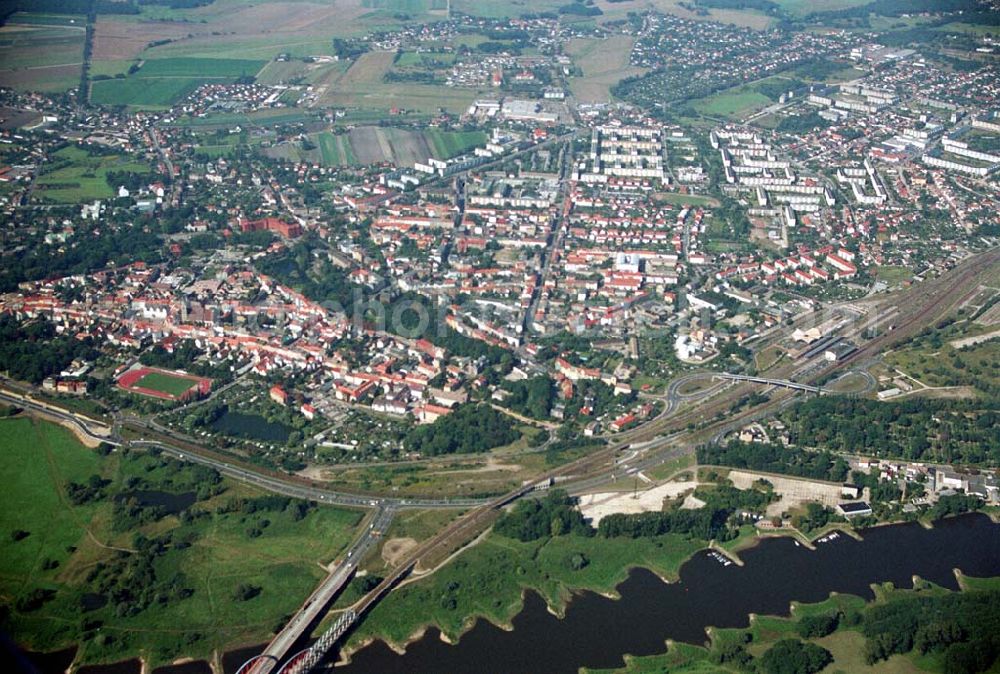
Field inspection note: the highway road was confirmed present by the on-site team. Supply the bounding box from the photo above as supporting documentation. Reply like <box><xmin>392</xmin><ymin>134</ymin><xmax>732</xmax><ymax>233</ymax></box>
<box><xmin>0</xmin><ymin>390</ymin><xmax>118</xmax><ymax>446</ymax></box>
<box><xmin>131</xmin><ymin>436</ymin><xmax>486</xmax><ymax>511</ymax></box>
<box><xmin>250</xmin><ymin>505</ymin><xmax>397</xmax><ymax>674</ymax></box>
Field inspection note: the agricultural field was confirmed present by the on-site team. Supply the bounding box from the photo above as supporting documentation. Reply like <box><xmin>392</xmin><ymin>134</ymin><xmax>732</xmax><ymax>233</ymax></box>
<box><xmin>308</xmin><ymin>126</ymin><xmax>486</xmax><ymax>167</ymax></box>
<box><xmin>772</xmin><ymin>0</ymin><xmax>871</xmax><ymax>16</ymax></box>
<box><xmin>90</xmin><ymin>77</ymin><xmax>202</xmax><ymax>108</ymax></box>
<box><xmin>0</xmin><ymin>13</ymin><xmax>85</xmax><ymax>92</ymax></box>
<box><xmin>423</xmin><ymin>128</ymin><xmax>488</xmax><ymax>158</ymax></box>
<box><xmin>318</xmin><ymin>132</ymin><xmax>360</xmax><ymax>166</ymax></box>
<box><xmin>316</xmin><ymin>50</ymin><xmax>480</xmax><ymax>113</ymax></box>
<box><xmin>33</xmin><ymin>146</ymin><xmax>153</xmax><ymax>204</ymax></box>
<box><xmin>90</xmin><ymin>57</ymin><xmax>266</xmax><ymax>108</ymax></box>
<box><xmin>91</xmin><ymin>16</ymin><xmax>198</xmax><ymax>64</ymax></box>
<box><xmin>135</xmin><ymin>57</ymin><xmax>265</xmax><ymax>78</ymax></box>
<box><xmin>0</xmin><ymin>415</ymin><xmax>363</xmax><ymax>668</ymax></box>
<box><xmin>588</xmin><ymin>0</ymin><xmax>773</xmax><ymax>29</ymax></box>
<box><xmin>452</xmin><ymin>0</ymin><xmax>566</xmax><ymax>18</ymax></box>
<box><xmin>101</xmin><ymin>0</ymin><xmax>407</xmax><ymax>62</ymax></box>
<box><xmin>362</xmin><ymin>0</ymin><xmax>448</xmax><ymax>12</ymax></box>
<box><xmin>566</xmin><ymin>36</ymin><xmax>646</xmax><ymax>104</ymax></box>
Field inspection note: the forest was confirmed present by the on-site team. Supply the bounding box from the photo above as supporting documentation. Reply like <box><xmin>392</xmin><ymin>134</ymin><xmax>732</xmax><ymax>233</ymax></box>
<box><xmin>494</xmin><ymin>490</ymin><xmax>593</xmax><ymax>542</ymax></box>
<box><xmin>0</xmin><ymin>226</ymin><xmax>163</xmax><ymax>293</ymax></box>
<box><xmin>863</xmin><ymin>589</ymin><xmax>1000</xmax><ymax>671</ymax></box>
<box><xmin>781</xmin><ymin>397</ymin><xmax>1000</xmax><ymax>466</ymax></box>
<box><xmin>404</xmin><ymin>404</ymin><xmax>518</xmax><ymax>456</ymax></box>
<box><xmin>500</xmin><ymin>376</ymin><xmax>555</xmax><ymax>420</ymax></box>
<box><xmin>0</xmin><ymin>316</ymin><xmax>99</xmax><ymax>384</ymax></box>
<box><xmin>697</xmin><ymin>440</ymin><xmax>850</xmax><ymax>483</ymax></box>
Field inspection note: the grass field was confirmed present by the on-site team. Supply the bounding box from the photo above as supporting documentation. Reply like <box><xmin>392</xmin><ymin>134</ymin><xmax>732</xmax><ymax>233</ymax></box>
<box><xmin>655</xmin><ymin>192</ymin><xmax>720</xmax><ymax>207</ymax></box>
<box><xmin>645</xmin><ymin>454</ymin><xmax>695</xmax><ymax>482</ymax></box>
<box><xmin>255</xmin><ymin>59</ymin><xmax>311</xmax><ymax>85</ymax></box>
<box><xmin>886</xmin><ymin>327</ymin><xmax>1000</xmax><ymax>394</ymax></box>
<box><xmin>876</xmin><ymin>265</ymin><xmax>915</xmax><ymax>286</ymax></box>
<box><xmin>348</xmin><ymin>529</ymin><xmax>706</xmax><ymax>650</ymax></box>
<box><xmin>395</xmin><ymin>50</ymin><xmax>456</xmax><ymax>67</ymax></box>
<box><xmin>33</xmin><ymin>145</ymin><xmax>152</xmax><ymax>203</ymax></box>
<box><xmin>586</xmin><ymin>589</ymin><xmax>944</xmax><ymax>673</ymax></box>
<box><xmin>0</xmin><ymin>415</ymin><xmax>363</xmax><ymax>668</ymax></box>
<box><xmin>693</xmin><ymin>87</ymin><xmax>772</xmax><ymax>120</ymax></box>
<box><xmin>135</xmin><ymin>371</ymin><xmax>199</xmax><ymax>397</ymax></box>
<box><xmin>938</xmin><ymin>22</ymin><xmax>1000</xmax><ymax>36</ymax></box>
<box><xmin>316</xmin><ymin>50</ymin><xmax>480</xmax><ymax>113</ymax></box>
<box><xmin>566</xmin><ymin>35</ymin><xmax>646</xmax><ymax>104</ymax></box>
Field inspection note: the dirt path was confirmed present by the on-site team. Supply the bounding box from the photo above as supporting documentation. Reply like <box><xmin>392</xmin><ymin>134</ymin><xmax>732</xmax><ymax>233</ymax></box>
<box><xmin>489</xmin><ymin>404</ymin><xmax>559</xmax><ymax>429</ymax></box>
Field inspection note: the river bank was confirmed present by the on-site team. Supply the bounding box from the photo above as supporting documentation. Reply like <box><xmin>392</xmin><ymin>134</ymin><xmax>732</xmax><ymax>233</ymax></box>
<box><xmin>330</xmin><ymin>512</ymin><xmax>1000</xmax><ymax>674</ymax></box>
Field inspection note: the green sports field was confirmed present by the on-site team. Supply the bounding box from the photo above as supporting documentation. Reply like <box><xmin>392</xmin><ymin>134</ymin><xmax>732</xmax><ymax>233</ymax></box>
<box><xmin>134</xmin><ymin>371</ymin><xmax>199</xmax><ymax>397</ymax></box>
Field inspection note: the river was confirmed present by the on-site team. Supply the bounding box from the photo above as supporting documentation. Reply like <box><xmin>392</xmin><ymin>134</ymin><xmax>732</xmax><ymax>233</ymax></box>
<box><xmin>333</xmin><ymin>513</ymin><xmax>1000</xmax><ymax>674</ymax></box>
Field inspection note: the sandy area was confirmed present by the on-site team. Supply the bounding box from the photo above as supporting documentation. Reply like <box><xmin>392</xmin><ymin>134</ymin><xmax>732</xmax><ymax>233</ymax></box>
<box><xmin>728</xmin><ymin>469</ymin><xmax>847</xmax><ymax>517</ymax></box>
<box><xmin>382</xmin><ymin>537</ymin><xmax>418</xmax><ymax>567</ymax></box>
<box><xmin>949</xmin><ymin>328</ymin><xmax>1000</xmax><ymax>349</ymax></box>
<box><xmin>578</xmin><ymin>479</ymin><xmax>701</xmax><ymax>525</ymax></box>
